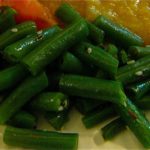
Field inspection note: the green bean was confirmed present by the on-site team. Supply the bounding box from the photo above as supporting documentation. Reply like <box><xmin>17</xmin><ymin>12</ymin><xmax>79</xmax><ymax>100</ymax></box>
<box><xmin>128</xmin><ymin>46</ymin><xmax>150</xmax><ymax>59</ymax></box>
<box><xmin>105</xmin><ymin>43</ymin><xmax>118</xmax><ymax>59</ymax></box>
<box><xmin>3</xmin><ymin>126</ymin><xmax>78</xmax><ymax>150</ymax></box>
<box><xmin>116</xmin><ymin>55</ymin><xmax>150</xmax><ymax>85</ymax></box>
<box><xmin>87</xmin><ymin>22</ymin><xmax>104</xmax><ymax>45</ymax></box>
<box><xmin>30</xmin><ymin>92</ymin><xmax>69</xmax><ymax>112</ymax></box>
<box><xmin>0</xmin><ymin>72</ymin><xmax>48</xmax><ymax>124</ymax></box>
<box><xmin>101</xmin><ymin>117</ymin><xmax>126</xmax><ymax>140</ymax></box>
<box><xmin>0</xmin><ymin>21</ymin><xmax>37</xmax><ymax>50</ymax></box>
<box><xmin>45</xmin><ymin>109</ymin><xmax>69</xmax><ymax>130</ymax></box>
<box><xmin>94</xmin><ymin>15</ymin><xmax>144</xmax><ymax>48</ymax></box>
<box><xmin>119</xmin><ymin>49</ymin><xmax>129</xmax><ymax>65</ymax></box>
<box><xmin>75</xmin><ymin>98</ymin><xmax>106</xmax><ymax>114</ymax></box>
<box><xmin>59</xmin><ymin>74</ymin><xmax>126</xmax><ymax>105</ymax></box>
<box><xmin>116</xmin><ymin>98</ymin><xmax>150</xmax><ymax>148</ymax></box>
<box><xmin>56</xmin><ymin>3</ymin><xmax>104</xmax><ymax>44</ymax></box>
<box><xmin>4</xmin><ymin>26</ymin><xmax>61</xmax><ymax>63</ymax></box>
<box><xmin>0</xmin><ymin>6</ymin><xmax>16</xmax><ymax>33</ymax></box>
<box><xmin>0</xmin><ymin>64</ymin><xmax>28</xmax><ymax>92</ymax></box>
<box><xmin>73</xmin><ymin>42</ymin><xmax>119</xmax><ymax>78</ymax></box>
<box><xmin>7</xmin><ymin>111</ymin><xmax>37</xmax><ymax>129</ymax></box>
<box><xmin>59</xmin><ymin>52</ymin><xmax>92</xmax><ymax>75</ymax></box>
<box><xmin>82</xmin><ymin>106</ymin><xmax>116</xmax><ymax>128</ymax></box>
<box><xmin>126</xmin><ymin>79</ymin><xmax>150</xmax><ymax>100</ymax></box>
<box><xmin>22</xmin><ymin>19</ymin><xmax>89</xmax><ymax>75</ymax></box>
<box><xmin>56</xmin><ymin>3</ymin><xmax>81</xmax><ymax>24</ymax></box>
<box><xmin>102</xmin><ymin>96</ymin><xmax>150</xmax><ymax>140</ymax></box>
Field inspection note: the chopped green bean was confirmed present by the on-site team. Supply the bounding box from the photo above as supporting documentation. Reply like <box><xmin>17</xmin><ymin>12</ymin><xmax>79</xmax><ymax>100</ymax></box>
<box><xmin>73</xmin><ymin>42</ymin><xmax>119</xmax><ymax>78</ymax></box>
<box><xmin>7</xmin><ymin>111</ymin><xmax>37</xmax><ymax>129</ymax></box>
<box><xmin>128</xmin><ymin>46</ymin><xmax>150</xmax><ymax>59</ymax></box>
<box><xmin>75</xmin><ymin>98</ymin><xmax>106</xmax><ymax>114</ymax></box>
<box><xmin>119</xmin><ymin>49</ymin><xmax>129</xmax><ymax>65</ymax></box>
<box><xmin>30</xmin><ymin>92</ymin><xmax>69</xmax><ymax>112</ymax></box>
<box><xmin>45</xmin><ymin>109</ymin><xmax>69</xmax><ymax>130</ymax></box>
<box><xmin>101</xmin><ymin>117</ymin><xmax>126</xmax><ymax>140</ymax></box>
<box><xmin>105</xmin><ymin>43</ymin><xmax>118</xmax><ymax>59</ymax></box>
<box><xmin>0</xmin><ymin>72</ymin><xmax>48</xmax><ymax>124</ymax></box>
<box><xmin>94</xmin><ymin>15</ymin><xmax>144</xmax><ymax>48</ymax></box>
<box><xmin>116</xmin><ymin>55</ymin><xmax>150</xmax><ymax>85</ymax></box>
<box><xmin>82</xmin><ymin>106</ymin><xmax>116</xmax><ymax>128</ymax></box>
<box><xmin>116</xmin><ymin>98</ymin><xmax>150</xmax><ymax>148</ymax></box>
<box><xmin>126</xmin><ymin>79</ymin><xmax>150</xmax><ymax>100</ymax></box>
<box><xmin>0</xmin><ymin>21</ymin><xmax>37</xmax><ymax>50</ymax></box>
<box><xmin>4</xmin><ymin>26</ymin><xmax>61</xmax><ymax>63</ymax></box>
<box><xmin>56</xmin><ymin>3</ymin><xmax>104</xmax><ymax>44</ymax></box>
<box><xmin>22</xmin><ymin>19</ymin><xmax>89</xmax><ymax>75</ymax></box>
<box><xmin>0</xmin><ymin>6</ymin><xmax>16</xmax><ymax>33</ymax></box>
<box><xmin>59</xmin><ymin>52</ymin><xmax>92</xmax><ymax>75</ymax></box>
<box><xmin>3</xmin><ymin>126</ymin><xmax>78</xmax><ymax>150</ymax></box>
<box><xmin>0</xmin><ymin>64</ymin><xmax>28</xmax><ymax>92</ymax></box>
<box><xmin>59</xmin><ymin>74</ymin><xmax>126</xmax><ymax>105</ymax></box>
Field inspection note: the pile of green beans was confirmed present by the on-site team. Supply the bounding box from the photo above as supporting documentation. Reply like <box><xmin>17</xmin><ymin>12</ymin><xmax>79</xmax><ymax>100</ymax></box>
<box><xmin>0</xmin><ymin>3</ymin><xmax>150</xmax><ymax>150</ymax></box>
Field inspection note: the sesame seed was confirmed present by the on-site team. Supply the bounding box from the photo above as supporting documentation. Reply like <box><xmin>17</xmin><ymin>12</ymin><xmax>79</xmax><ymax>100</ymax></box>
<box><xmin>127</xmin><ymin>60</ymin><xmax>135</xmax><ymax>65</ymax></box>
<box><xmin>87</xmin><ymin>47</ymin><xmax>92</xmax><ymax>54</ymax></box>
<box><xmin>11</xmin><ymin>28</ymin><xmax>18</xmax><ymax>32</ymax></box>
<box><xmin>58</xmin><ymin>106</ymin><xmax>63</xmax><ymax>111</ymax></box>
<box><xmin>135</xmin><ymin>71</ymin><xmax>143</xmax><ymax>76</ymax></box>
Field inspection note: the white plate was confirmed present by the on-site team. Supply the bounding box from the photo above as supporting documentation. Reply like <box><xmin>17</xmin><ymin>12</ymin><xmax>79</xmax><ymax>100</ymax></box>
<box><xmin>0</xmin><ymin>108</ymin><xmax>149</xmax><ymax>150</ymax></box>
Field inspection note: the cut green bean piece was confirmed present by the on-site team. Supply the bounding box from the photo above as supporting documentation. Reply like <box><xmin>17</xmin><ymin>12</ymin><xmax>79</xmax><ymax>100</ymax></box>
<box><xmin>30</xmin><ymin>92</ymin><xmax>69</xmax><ymax>112</ymax></box>
<box><xmin>59</xmin><ymin>74</ymin><xmax>126</xmax><ymax>105</ymax></box>
<box><xmin>73</xmin><ymin>42</ymin><xmax>119</xmax><ymax>78</ymax></box>
<box><xmin>82</xmin><ymin>106</ymin><xmax>116</xmax><ymax>128</ymax></box>
<box><xmin>102</xmin><ymin>103</ymin><xmax>150</xmax><ymax>139</ymax></box>
<box><xmin>0</xmin><ymin>72</ymin><xmax>48</xmax><ymax>124</ymax></box>
<box><xmin>4</xmin><ymin>26</ymin><xmax>61</xmax><ymax>63</ymax></box>
<box><xmin>94</xmin><ymin>15</ymin><xmax>144</xmax><ymax>48</ymax></box>
<box><xmin>87</xmin><ymin>22</ymin><xmax>104</xmax><ymax>45</ymax></box>
<box><xmin>101</xmin><ymin>117</ymin><xmax>126</xmax><ymax>140</ymax></box>
<box><xmin>3</xmin><ymin>126</ymin><xmax>78</xmax><ymax>150</ymax></box>
<box><xmin>105</xmin><ymin>43</ymin><xmax>118</xmax><ymax>59</ymax></box>
<box><xmin>116</xmin><ymin>55</ymin><xmax>150</xmax><ymax>85</ymax></box>
<box><xmin>126</xmin><ymin>79</ymin><xmax>150</xmax><ymax>100</ymax></box>
<box><xmin>45</xmin><ymin>109</ymin><xmax>69</xmax><ymax>130</ymax></box>
<box><xmin>56</xmin><ymin>3</ymin><xmax>104</xmax><ymax>44</ymax></box>
<box><xmin>0</xmin><ymin>21</ymin><xmax>37</xmax><ymax>50</ymax></box>
<box><xmin>128</xmin><ymin>46</ymin><xmax>150</xmax><ymax>59</ymax></box>
<box><xmin>22</xmin><ymin>19</ymin><xmax>89</xmax><ymax>75</ymax></box>
<box><xmin>119</xmin><ymin>49</ymin><xmax>129</xmax><ymax>65</ymax></box>
<box><xmin>7</xmin><ymin>111</ymin><xmax>37</xmax><ymax>129</ymax></box>
<box><xmin>59</xmin><ymin>52</ymin><xmax>92</xmax><ymax>75</ymax></box>
<box><xmin>0</xmin><ymin>64</ymin><xmax>28</xmax><ymax>92</ymax></box>
<box><xmin>116</xmin><ymin>98</ymin><xmax>150</xmax><ymax>148</ymax></box>
<box><xmin>0</xmin><ymin>6</ymin><xmax>16</xmax><ymax>33</ymax></box>
<box><xmin>56</xmin><ymin>3</ymin><xmax>81</xmax><ymax>24</ymax></box>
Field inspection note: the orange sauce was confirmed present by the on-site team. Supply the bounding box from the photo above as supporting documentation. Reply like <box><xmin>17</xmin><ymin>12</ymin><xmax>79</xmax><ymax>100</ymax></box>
<box><xmin>40</xmin><ymin>0</ymin><xmax>150</xmax><ymax>45</ymax></box>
